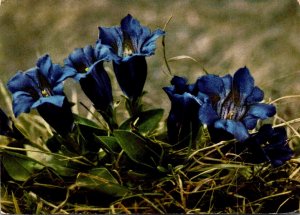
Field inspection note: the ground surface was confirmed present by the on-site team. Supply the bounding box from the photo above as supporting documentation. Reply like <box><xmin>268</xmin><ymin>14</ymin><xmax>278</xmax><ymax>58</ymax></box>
<box><xmin>0</xmin><ymin>0</ymin><xmax>299</xmax><ymax>120</ymax></box>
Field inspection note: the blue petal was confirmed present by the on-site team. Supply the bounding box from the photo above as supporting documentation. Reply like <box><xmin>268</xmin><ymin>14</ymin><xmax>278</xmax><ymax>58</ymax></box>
<box><xmin>221</xmin><ymin>74</ymin><xmax>232</xmax><ymax>97</ymax></box>
<box><xmin>242</xmin><ymin>115</ymin><xmax>259</xmax><ymax>130</ymax></box>
<box><xmin>199</xmin><ymin>102</ymin><xmax>219</xmax><ymax>126</ymax></box>
<box><xmin>52</xmin><ymin>82</ymin><xmax>64</xmax><ymax>96</ymax></box>
<box><xmin>214</xmin><ymin>119</ymin><xmax>249</xmax><ymax>142</ymax></box>
<box><xmin>141</xmin><ymin>29</ymin><xmax>165</xmax><ymax>55</ymax></box>
<box><xmin>163</xmin><ymin>85</ymin><xmax>175</xmax><ymax>98</ymax></box>
<box><xmin>31</xmin><ymin>95</ymin><xmax>65</xmax><ymax>109</ymax></box>
<box><xmin>196</xmin><ymin>74</ymin><xmax>226</xmax><ymax>103</ymax></box>
<box><xmin>246</xmin><ymin>103</ymin><xmax>276</xmax><ymax>119</ymax></box>
<box><xmin>64</xmin><ymin>46</ymin><xmax>95</xmax><ymax>81</ymax></box>
<box><xmin>246</xmin><ymin>86</ymin><xmax>264</xmax><ymax>105</ymax></box>
<box><xmin>37</xmin><ymin>54</ymin><xmax>52</xmax><ymax>81</ymax></box>
<box><xmin>95</xmin><ymin>41</ymin><xmax>120</xmax><ymax>62</ymax></box>
<box><xmin>98</xmin><ymin>26</ymin><xmax>123</xmax><ymax>56</ymax></box>
<box><xmin>7</xmin><ymin>69</ymin><xmax>38</xmax><ymax>94</ymax></box>
<box><xmin>233</xmin><ymin>67</ymin><xmax>255</xmax><ymax>105</ymax></box>
<box><xmin>11</xmin><ymin>91</ymin><xmax>35</xmax><ymax>117</ymax></box>
<box><xmin>121</xmin><ymin>14</ymin><xmax>150</xmax><ymax>53</ymax></box>
<box><xmin>242</xmin><ymin>104</ymin><xmax>275</xmax><ymax>129</ymax></box>
<box><xmin>170</xmin><ymin>76</ymin><xmax>188</xmax><ymax>94</ymax></box>
<box><xmin>38</xmin><ymin>54</ymin><xmax>72</xmax><ymax>86</ymax></box>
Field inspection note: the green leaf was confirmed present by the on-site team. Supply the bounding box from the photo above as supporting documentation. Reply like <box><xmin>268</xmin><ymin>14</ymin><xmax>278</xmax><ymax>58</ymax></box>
<box><xmin>2</xmin><ymin>151</ymin><xmax>44</xmax><ymax>181</ymax></box>
<box><xmin>120</xmin><ymin>108</ymin><xmax>164</xmax><ymax>134</ymax></box>
<box><xmin>0</xmin><ymin>135</ymin><xmax>16</xmax><ymax>147</ymax></box>
<box><xmin>113</xmin><ymin>130</ymin><xmax>159</xmax><ymax>168</ymax></box>
<box><xmin>88</xmin><ymin>167</ymin><xmax>118</xmax><ymax>183</ymax></box>
<box><xmin>13</xmin><ymin>113</ymin><xmax>52</xmax><ymax>146</ymax></box>
<box><xmin>73</xmin><ymin>114</ymin><xmax>102</xmax><ymax>130</ymax></box>
<box><xmin>94</xmin><ymin>136</ymin><xmax>121</xmax><ymax>153</ymax></box>
<box><xmin>72</xmin><ymin>172</ymin><xmax>129</xmax><ymax>197</ymax></box>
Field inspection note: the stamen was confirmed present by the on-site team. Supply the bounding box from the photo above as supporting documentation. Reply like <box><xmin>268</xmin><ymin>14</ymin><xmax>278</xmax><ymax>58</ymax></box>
<box><xmin>123</xmin><ymin>45</ymin><xmax>133</xmax><ymax>57</ymax></box>
<box><xmin>41</xmin><ymin>89</ymin><xmax>50</xmax><ymax>97</ymax></box>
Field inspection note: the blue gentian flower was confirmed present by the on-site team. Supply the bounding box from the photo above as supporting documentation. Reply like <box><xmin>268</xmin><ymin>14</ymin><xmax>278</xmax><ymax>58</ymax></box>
<box><xmin>7</xmin><ymin>54</ymin><xmax>74</xmax><ymax>135</ymax></box>
<box><xmin>243</xmin><ymin>124</ymin><xmax>293</xmax><ymax>167</ymax></box>
<box><xmin>0</xmin><ymin>108</ymin><xmax>13</xmax><ymax>137</ymax></box>
<box><xmin>196</xmin><ymin>67</ymin><xmax>276</xmax><ymax>142</ymax></box>
<box><xmin>64</xmin><ymin>42</ymin><xmax>118</xmax><ymax>123</ymax></box>
<box><xmin>98</xmin><ymin>14</ymin><xmax>165</xmax><ymax>101</ymax></box>
<box><xmin>163</xmin><ymin>76</ymin><xmax>201</xmax><ymax>146</ymax></box>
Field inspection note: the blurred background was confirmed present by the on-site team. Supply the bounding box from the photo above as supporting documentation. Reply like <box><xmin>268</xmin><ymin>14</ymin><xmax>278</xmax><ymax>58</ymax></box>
<box><xmin>0</xmin><ymin>0</ymin><xmax>299</xmax><ymax>122</ymax></box>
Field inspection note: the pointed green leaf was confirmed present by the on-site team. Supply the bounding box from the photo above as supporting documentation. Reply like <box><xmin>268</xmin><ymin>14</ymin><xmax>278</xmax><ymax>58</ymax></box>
<box><xmin>113</xmin><ymin>130</ymin><xmax>159</xmax><ymax>168</ymax></box>
<box><xmin>73</xmin><ymin>114</ymin><xmax>102</xmax><ymax>130</ymax></box>
<box><xmin>2</xmin><ymin>151</ymin><xmax>44</xmax><ymax>181</ymax></box>
<box><xmin>95</xmin><ymin>136</ymin><xmax>121</xmax><ymax>153</ymax></box>
<box><xmin>88</xmin><ymin>167</ymin><xmax>118</xmax><ymax>184</ymax></box>
<box><xmin>120</xmin><ymin>109</ymin><xmax>164</xmax><ymax>134</ymax></box>
<box><xmin>73</xmin><ymin>172</ymin><xmax>129</xmax><ymax>197</ymax></box>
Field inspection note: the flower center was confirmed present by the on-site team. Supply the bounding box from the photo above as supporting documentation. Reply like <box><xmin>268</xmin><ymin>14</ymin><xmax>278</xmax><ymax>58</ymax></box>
<box><xmin>122</xmin><ymin>33</ymin><xmax>135</xmax><ymax>57</ymax></box>
<box><xmin>220</xmin><ymin>100</ymin><xmax>246</xmax><ymax>121</ymax></box>
<box><xmin>123</xmin><ymin>45</ymin><xmax>133</xmax><ymax>57</ymax></box>
<box><xmin>37</xmin><ymin>71</ymin><xmax>53</xmax><ymax>98</ymax></box>
<box><xmin>41</xmin><ymin>89</ymin><xmax>51</xmax><ymax>97</ymax></box>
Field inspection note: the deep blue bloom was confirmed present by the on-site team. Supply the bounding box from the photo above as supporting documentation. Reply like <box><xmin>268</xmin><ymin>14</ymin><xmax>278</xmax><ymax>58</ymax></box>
<box><xmin>163</xmin><ymin>76</ymin><xmax>201</xmax><ymax>146</ymax></box>
<box><xmin>196</xmin><ymin>67</ymin><xmax>276</xmax><ymax>142</ymax></box>
<box><xmin>64</xmin><ymin>42</ymin><xmax>118</xmax><ymax>117</ymax></box>
<box><xmin>243</xmin><ymin>124</ymin><xmax>293</xmax><ymax>167</ymax></box>
<box><xmin>7</xmin><ymin>55</ymin><xmax>74</xmax><ymax>135</ymax></box>
<box><xmin>98</xmin><ymin>14</ymin><xmax>165</xmax><ymax>100</ymax></box>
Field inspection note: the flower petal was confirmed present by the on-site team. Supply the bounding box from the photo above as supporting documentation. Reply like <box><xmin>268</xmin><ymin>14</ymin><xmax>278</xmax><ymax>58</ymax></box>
<box><xmin>232</xmin><ymin>67</ymin><xmax>255</xmax><ymax>105</ymax></box>
<box><xmin>7</xmin><ymin>70</ymin><xmax>38</xmax><ymax>94</ymax></box>
<box><xmin>141</xmin><ymin>29</ymin><xmax>165</xmax><ymax>55</ymax></box>
<box><xmin>11</xmin><ymin>91</ymin><xmax>35</xmax><ymax>117</ymax></box>
<box><xmin>196</xmin><ymin>74</ymin><xmax>226</xmax><ymax>105</ymax></box>
<box><xmin>95</xmin><ymin>41</ymin><xmax>120</xmax><ymax>62</ymax></box>
<box><xmin>31</xmin><ymin>95</ymin><xmax>65</xmax><ymax>109</ymax></box>
<box><xmin>37</xmin><ymin>54</ymin><xmax>52</xmax><ymax>80</ymax></box>
<box><xmin>199</xmin><ymin>103</ymin><xmax>219</xmax><ymax>125</ymax></box>
<box><xmin>246</xmin><ymin>103</ymin><xmax>276</xmax><ymax>119</ymax></box>
<box><xmin>246</xmin><ymin>86</ymin><xmax>264</xmax><ymax>105</ymax></box>
<box><xmin>214</xmin><ymin>119</ymin><xmax>249</xmax><ymax>142</ymax></box>
<box><xmin>98</xmin><ymin>26</ymin><xmax>123</xmax><ymax>56</ymax></box>
<box><xmin>170</xmin><ymin>76</ymin><xmax>189</xmax><ymax>94</ymax></box>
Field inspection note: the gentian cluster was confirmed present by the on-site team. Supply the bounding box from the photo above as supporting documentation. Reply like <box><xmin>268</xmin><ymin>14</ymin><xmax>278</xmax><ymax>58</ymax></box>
<box><xmin>164</xmin><ymin>67</ymin><xmax>293</xmax><ymax>165</ymax></box>
<box><xmin>6</xmin><ymin>14</ymin><xmax>164</xmax><ymax>136</ymax></box>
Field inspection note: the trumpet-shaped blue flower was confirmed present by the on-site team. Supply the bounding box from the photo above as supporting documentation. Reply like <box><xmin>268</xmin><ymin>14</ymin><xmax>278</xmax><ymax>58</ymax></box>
<box><xmin>196</xmin><ymin>67</ymin><xmax>276</xmax><ymax>142</ymax></box>
<box><xmin>243</xmin><ymin>124</ymin><xmax>293</xmax><ymax>167</ymax></box>
<box><xmin>98</xmin><ymin>14</ymin><xmax>165</xmax><ymax>100</ymax></box>
<box><xmin>163</xmin><ymin>76</ymin><xmax>201</xmax><ymax>146</ymax></box>
<box><xmin>7</xmin><ymin>54</ymin><xmax>74</xmax><ymax>135</ymax></box>
<box><xmin>64</xmin><ymin>42</ymin><xmax>118</xmax><ymax>118</ymax></box>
